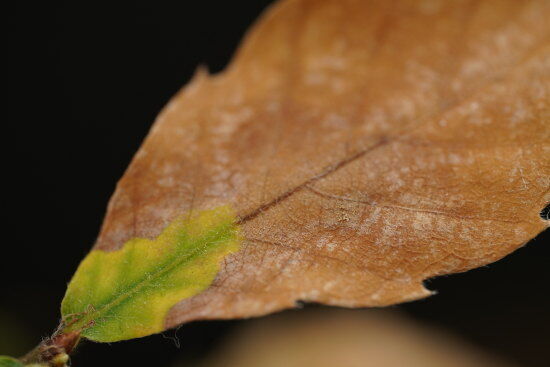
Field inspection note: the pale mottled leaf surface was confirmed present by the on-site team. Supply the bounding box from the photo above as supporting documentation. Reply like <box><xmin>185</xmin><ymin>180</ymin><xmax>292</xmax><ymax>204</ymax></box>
<box><xmin>81</xmin><ymin>0</ymin><xmax>548</xmax><ymax>335</ymax></box>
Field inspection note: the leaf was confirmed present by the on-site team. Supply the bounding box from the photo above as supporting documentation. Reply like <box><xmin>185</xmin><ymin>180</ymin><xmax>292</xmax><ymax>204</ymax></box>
<box><xmin>63</xmin><ymin>0</ymin><xmax>549</xmax><ymax>342</ymax></box>
<box><xmin>0</xmin><ymin>357</ymin><xmax>24</xmax><ymax>367</ymax></box>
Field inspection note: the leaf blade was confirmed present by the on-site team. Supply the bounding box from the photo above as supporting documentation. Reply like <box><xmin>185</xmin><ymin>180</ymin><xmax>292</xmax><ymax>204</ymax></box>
<box><xmin>68</xmin><ymin>0</ymin><xmax>549</xmax><ymax>337</ymax></box>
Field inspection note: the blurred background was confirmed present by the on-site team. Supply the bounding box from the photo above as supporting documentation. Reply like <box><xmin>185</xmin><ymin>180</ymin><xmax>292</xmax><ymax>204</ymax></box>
<box><xmin>5</xmin><ymin>1</ymin><xmax>549</xmax><ymax>366</ymax></box>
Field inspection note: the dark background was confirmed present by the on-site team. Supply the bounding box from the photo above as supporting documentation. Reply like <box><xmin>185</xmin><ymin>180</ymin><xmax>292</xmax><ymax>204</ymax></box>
<box><xmin>5</xmin><ymin>1</ymin><xmax>549</xmax><ymax>366</ymax></box>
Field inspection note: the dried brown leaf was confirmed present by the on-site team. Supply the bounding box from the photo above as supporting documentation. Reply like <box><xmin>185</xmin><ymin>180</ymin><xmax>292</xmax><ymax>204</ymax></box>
<box><xmin>95</xmin><ymin>0</ymin><xmax>549</xmax><ymax>329</ymax></box>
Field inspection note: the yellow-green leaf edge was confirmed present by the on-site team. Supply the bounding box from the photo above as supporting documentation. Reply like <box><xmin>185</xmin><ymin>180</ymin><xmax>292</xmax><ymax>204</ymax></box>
<box><xmin>60</xmin><ymin>205</ymin><xmax>241</xmax><ymax>342</ymax></box>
